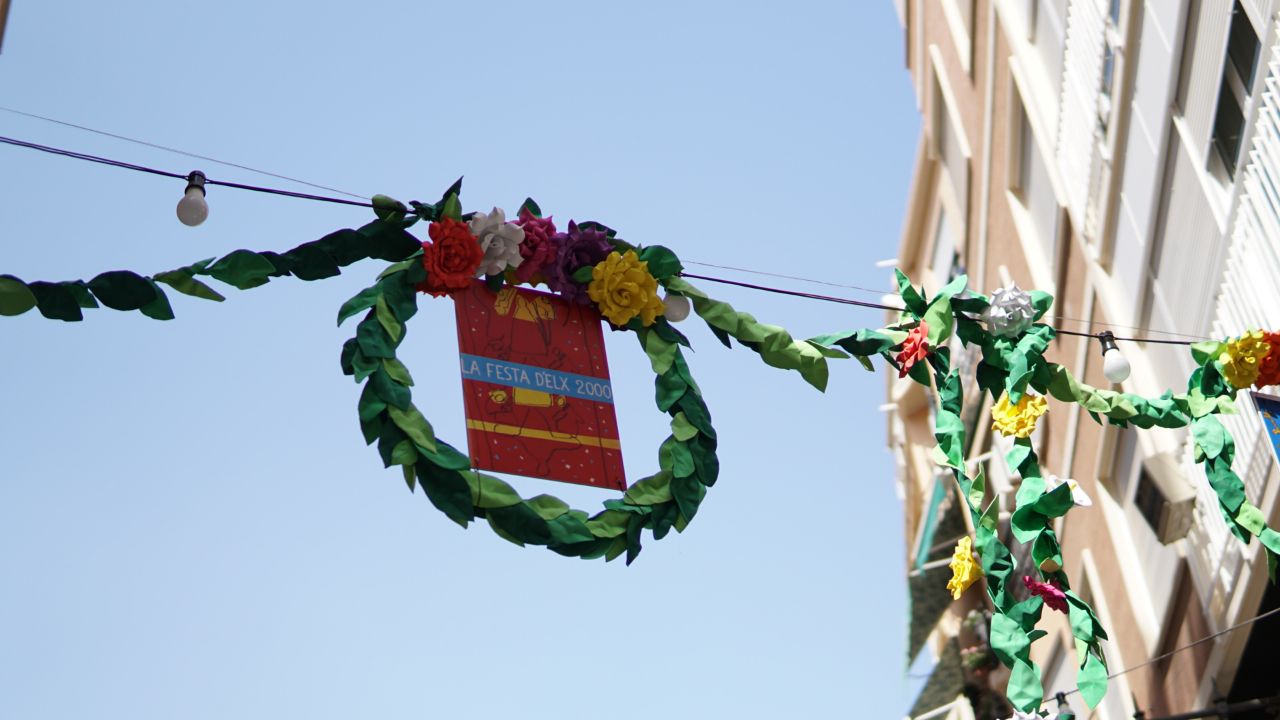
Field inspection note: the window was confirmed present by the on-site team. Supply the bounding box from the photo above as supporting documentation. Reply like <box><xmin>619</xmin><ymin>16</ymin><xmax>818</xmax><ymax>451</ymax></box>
<box><xmin>1098</xmin><ymin>3</ymin><xmax>1121</xmax><ymax>133</ymax></box>
<box><xmin>931</xmin><ymin>208</ymin><xmax>956</xmax><ymax>283</ymax></box>
<box><xmin>1212</xmin><ymin>2</ymin><xmax>1261</xmax><ymax>178</ymax></box>
<box><xmin>1015</xmin><ymin>98</ymin><xmax>1060</xmax><ymax>268</ymax></box>
<box><xmin>931</xmin><ymin>59</ymin><xmax>971</xmax><ymax>217</ymax></box>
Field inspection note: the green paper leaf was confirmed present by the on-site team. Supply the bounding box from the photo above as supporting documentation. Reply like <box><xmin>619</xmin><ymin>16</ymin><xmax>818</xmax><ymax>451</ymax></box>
<box><xmin>466</xmin><ymin>472</ymin><xmax>523</xmax><ymax>509</ymax></box>
<box><xmin>571</xmin><ymin>265</ymin><xmax>595</xmax><ymax>284</ymax></box>
<box><xmin>206</xmin><ymin>250</ymin><xmax>277</xmax><ymax>290</ymax></box>
<box><xmin>624</xmin><ymin>472</ymin><xmax>673</xmax><ymax>506</ymax></box>
<box><xmin>387</xmin><ymin>403</ymin><xmax>437</xmax><ymax>453</ymax></box>
<box><xmin>28</xmin><ymin>281</ymin><xmax>83</xmax><ymax>321</ymax></box>
<box><xmin>894</xmin><ymin>269</ymin><xmax>927</xmax><ymax>316</ymax></box>
<box><xmin>87</xmin><ymin>270</ymin><xmax>158</xmax><ymax>311</ymax></box>
<box><xmin>519</xmin><ymin>197</ymin><xmax>542</xmax><ymax>218</ymax></box>
<box><xmin>525</xmin><ymin>494</ymin><xmax>570</xmax><ymax>521</ymax></box>
<box><xmin>138</xmin><ymin>280</ymin><xmax>176</xmax><ymax>321</ymax></box>
<box><xmin>61</xmin><ymin>281</ymin><xmax>99</xmax><ymax>309</ymax></box>
<box><xmin>375</xmin><ymin>295</ymin><xmax>403</xmax><ymax>343</ymax></box>
<box><xmin>372</xmin><ymin>194</ymin><xmax>409</xmax><ymax>225</ymax></box>
<box><xmin>338</xmin><ymin>286</ymin><xmax>381</xmax><ymax>326</ymax></box>
<box><xmin>439</xmin><ymin>192</ymin><xmax>462</xmax><ymax>221</ymax></box>
<box><xmin>637</xmin><ymin>245</ymin><xmax>683</xmax><ymax>280</ymax></box>
<box><xmin>416</xmin><ymin>462</ymin><xmax>472</xmax><ymax>527</ymax></box>
<box><xmin>153</xmin><ymin>265</ymin><xmax>226</xmax><ymax>302</ymax></box>
<box><xmin>0</xmin><ymin>275</ymin><xmax>38</xmax><ymax>316</ymax></box>
<box><xmin>382</xmin><ymin>357</ymin><xmax>414</xmax><ymax>386</ymax></box>
<box><xmin>1077</xmin><ymin>650</ymin><xmax>1109</xmax><ymax>708</ymax></box>
<box><xmin>670</xmin><ymin>412</ymin><xmax>699</xmax><ymax>441</ymax></box>
<box><xmin>1191</xmin><ymin>341</ymin><xmax>1225</xmax><ymax>366</ymax></box>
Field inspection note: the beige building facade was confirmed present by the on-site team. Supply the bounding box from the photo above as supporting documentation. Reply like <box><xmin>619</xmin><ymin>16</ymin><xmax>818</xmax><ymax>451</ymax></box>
<box><xmin>895</xmin><ymin>1</ymin><xmax>1280</xmax><ymax>717</ymax></box>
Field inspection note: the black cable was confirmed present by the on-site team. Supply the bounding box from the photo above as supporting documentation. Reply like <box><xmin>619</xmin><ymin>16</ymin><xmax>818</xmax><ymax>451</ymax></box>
<box><xmin>0</xmin><ymin>133</ymin><xmax>1232</xmax><ymax>347</ymax></box>
<box><xmin>0</xmin><ymin>134</ymin><xmax>376</xmax><ymax>209</ymax></box>
<box><xmin>0</xmin><ymin>105</ymin><xmax>369</xmax><ymax>199</ymax></box>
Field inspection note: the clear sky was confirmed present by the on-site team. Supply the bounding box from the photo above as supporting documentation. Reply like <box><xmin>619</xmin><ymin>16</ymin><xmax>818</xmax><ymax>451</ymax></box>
<box><xmin>0</xmin><ymin>2</ymin><xmax>921</xmax><ymax>718</ymax></box>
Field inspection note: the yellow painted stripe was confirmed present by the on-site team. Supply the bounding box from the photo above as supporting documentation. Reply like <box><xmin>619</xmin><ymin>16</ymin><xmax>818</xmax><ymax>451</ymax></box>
<box><xmin>466</xmin><ymin>420</ymin><xmax>621</xmax><ymax>450</ymax></box>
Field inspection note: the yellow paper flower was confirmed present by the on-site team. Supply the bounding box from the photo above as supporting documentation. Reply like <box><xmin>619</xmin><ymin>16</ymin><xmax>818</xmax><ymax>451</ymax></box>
<box><xmin>1219</xmin><ymin>329</ymin><xmax>1271</xmax><ymax>389</ymax></box>
<box><xmin>587</xmin><ymin>250</ymin><xmax>665</xmax><ymax>327</ymax></box>
<box><xmin>991</xmin><ymin>391</ymin><xmax>1048</xmax><ymax>438</ymax></box>
<box><xmin>947</xmin><ymin>536</ymin><xmax>983</xmax><ymax>600</ymax></box>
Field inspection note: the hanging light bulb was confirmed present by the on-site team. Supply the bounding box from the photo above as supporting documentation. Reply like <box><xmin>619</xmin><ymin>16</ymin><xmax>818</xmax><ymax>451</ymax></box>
<box><xmin>176</xmin><ymin>170</ymin><xmax>209</xmax><ymax>227</ymax></box>
<box><xmin>1098</xmin><ymin>331</ymin><xmax>1131</xmax><ymax>383</ymax></box>
<box><xmin>663</xmin><ymin>293</ymin><xmax>691</xmax><ymax>322</ymax></box>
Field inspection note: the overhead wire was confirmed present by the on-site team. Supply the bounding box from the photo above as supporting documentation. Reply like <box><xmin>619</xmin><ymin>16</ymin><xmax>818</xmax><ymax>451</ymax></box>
<box><xmin>0</xmin><ymin>105</ymin><xmax>368</xmax><ymax>200</ymax></box>
<box><xmin>1044</xmin><ymin>605</ymin><xmax>1280</xmax><ymax>709</ymax></box>
<box><xmin>0</xmin><ymin>131</ymin><xmax>1218</xmax><ymax>346</ymax></box>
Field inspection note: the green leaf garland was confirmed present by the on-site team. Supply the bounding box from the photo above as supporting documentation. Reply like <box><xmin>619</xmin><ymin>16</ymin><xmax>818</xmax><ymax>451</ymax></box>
<box><xmin>812</xmin><ymin>273</ymin><xmax>1280</xmax><ymax>711</ymax></box>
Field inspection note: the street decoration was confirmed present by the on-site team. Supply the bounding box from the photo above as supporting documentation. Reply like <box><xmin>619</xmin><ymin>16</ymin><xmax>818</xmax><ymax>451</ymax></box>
<box><xmin>3</xmin><ymin>185</ymin><xmax>1280</xmax><ymax>712</ymax></box>
<box><xmin>810</xmin><ymin>272</ymin><xmax>1280</xmax><ymax>713</ymax></box>
<box><xmin>0</xmin><ymin>182</ymin><xmax>834</xmax><ymax>567</ymax></box>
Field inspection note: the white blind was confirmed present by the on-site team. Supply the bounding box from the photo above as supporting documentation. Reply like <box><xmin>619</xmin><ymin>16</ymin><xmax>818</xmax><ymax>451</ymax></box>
<box><xmin>1056</xmin><ymin>0</ymin><xmax>1108</xmax><ymax>221</ymax></box>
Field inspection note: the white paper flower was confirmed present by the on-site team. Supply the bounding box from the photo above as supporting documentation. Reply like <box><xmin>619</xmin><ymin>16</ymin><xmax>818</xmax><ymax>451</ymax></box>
<box><xmin>1045</xmin><ymin>474</ymin><xmax>1093</xmax><ymax>507</ymax></box>
<box><xmin>469</xmin><ymin>207</ymin><xmax>525</xmax><ymax>277</ymax></box>
<box><xmin>983</xmin><ymin>284</ymin><xmax>1036</xmax><ymax>338</ymax></box>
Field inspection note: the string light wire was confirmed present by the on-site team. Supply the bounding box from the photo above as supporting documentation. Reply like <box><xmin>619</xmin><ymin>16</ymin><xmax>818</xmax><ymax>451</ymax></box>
<box><xmin>0</xmin><ymin>105</ymin><xmax>368</xmax><ymax>199</ymax></box>
<box><xmin>0</xmin><ymin>132</ymin><xmax>1219</xmax><ymax>346</ymax></box>
<box><xmin>1044</xmin><ymin>605</ymin><xmax>1280</xmax><ymax>709</ymax></box>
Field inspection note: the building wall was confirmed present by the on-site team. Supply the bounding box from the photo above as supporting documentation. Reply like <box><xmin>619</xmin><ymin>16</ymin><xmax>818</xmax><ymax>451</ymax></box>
<box><xmin>895</xmin><ymin>1</ymin><xmax>1280</xmax><ymax>717</ymax></box>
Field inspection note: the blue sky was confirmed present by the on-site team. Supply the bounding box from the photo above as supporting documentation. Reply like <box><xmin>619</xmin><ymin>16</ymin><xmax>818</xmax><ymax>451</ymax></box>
<box><xmin>0</xmin><ymin>2</ymin><xmax>921</xmax><ymax>717</ymax></box>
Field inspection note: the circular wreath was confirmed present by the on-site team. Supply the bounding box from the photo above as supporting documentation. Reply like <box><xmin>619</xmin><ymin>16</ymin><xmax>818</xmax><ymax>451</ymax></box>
<box><xmin>337</xmin><ymin>191</ymin><xmax>832</xmax><ymax>563</ymax></box>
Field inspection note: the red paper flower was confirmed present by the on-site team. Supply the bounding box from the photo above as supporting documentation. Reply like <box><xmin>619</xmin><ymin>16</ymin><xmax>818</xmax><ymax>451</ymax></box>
<box><xmin>1255</xmin><ymin>331</ymin><xmax>1280</xmax><ymax>388</ymax></box>
<box><xmin>514</xmin><ymin>208</ymin><xmax>558</xmax><ymax>284</ymax></box>
<box><xmin>418</xmin><ymin>217</ymin><xmax>484</xmax><ymax>297</ymax></box>
<box><xmin>896</xmin><ymin>320</ymin><xmax>930</xmax><ymax>378</ymax></box>
<box><xmin>1023</xmin><ymin>576</ymin><xmax>1068</xmax><ymax>613</ymax></box>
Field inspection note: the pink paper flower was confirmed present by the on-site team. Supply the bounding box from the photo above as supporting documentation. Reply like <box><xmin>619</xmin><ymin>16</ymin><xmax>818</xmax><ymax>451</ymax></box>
<box><xmin>1023</xmin><ymin>576</ymin><xmax>1067</xmax><ymax>613</ymax></box>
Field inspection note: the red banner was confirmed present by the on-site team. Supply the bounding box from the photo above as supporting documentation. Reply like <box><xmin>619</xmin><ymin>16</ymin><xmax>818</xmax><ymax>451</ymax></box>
<box><xmin>454</xmin><ymin>281</ymin><xmax>626</xmax><ymax>490</ymax></box>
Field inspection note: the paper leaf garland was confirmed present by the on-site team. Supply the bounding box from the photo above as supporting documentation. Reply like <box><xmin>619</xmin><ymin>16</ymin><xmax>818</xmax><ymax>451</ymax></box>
<box><xmin>811</xmin><ymin>272</ymin><xmax>1280</xmax><ymax>712</ymax></box>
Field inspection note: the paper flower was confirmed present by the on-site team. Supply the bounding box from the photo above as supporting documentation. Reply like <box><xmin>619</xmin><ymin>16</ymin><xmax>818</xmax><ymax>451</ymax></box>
<box><xmin>588</xmin><ymin>250</ymin><xmax>666</xmax><ymax>327</ymax></box>
<box><xmin>991</xmin><ymin>391</ymin><xmax>1048</xmax><ymax>438</ymax></box>
<box><xmin>546</xmin><ymin>221</ymin><xmax>615</xmax><ymax>304</ymax></box>
<box><xmin>896</xmin><ymin>321</ymin><xmax>930</xmax><ymax>378</ymax></box>
<box><xmin>469</xmin><ymin>207</ymin><xmax>526</xmax><ymax>277</ymax></box>
<box><xmin>1219</xmin><ymin>329</ymin><xmax>1270</xmax><ymax>389</ymax></box>
<box><xmin>1023</xmin><ymin>576</ymin><xmax>1068</xmax><ymax>613</ymax></box>
<box><xmin>513</xmin><ymin>208</ymin><xmax>558</xmax><ymax>284</ymax></box>
<box><xmin>1045</xmin><ymin>473</ymin><xmax>1092</xmax><ymax>507</ymax></box>
<box><xmin>946</xmin><ymin>536</ymin><xmax>984</xmax><ymax>600</ymax></box>
<box><xmin>1255</xmin><ymin>331</ymin><xmax>1280</xmax><ymax>388</ymax></box>
<box><xmin>418</xmin><ymin>217</ymin><xmax>485</xmax><ymax>297</ymax></box>
<box><xmin>983</xmin><ymin>284</ymin><xmax>1036</xmax><ymax>338</ymax></box>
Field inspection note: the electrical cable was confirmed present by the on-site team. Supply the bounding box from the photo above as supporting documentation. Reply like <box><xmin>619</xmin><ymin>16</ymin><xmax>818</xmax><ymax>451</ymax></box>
<box><xmin>0</xmin><ymin>132</ymin><xmax>1225</xmax><ymax>347</ymax></box>
<box><xmin>0</xmin><ymin>105</ymin><xmax>368</xmax><ymax>199</ymax></box>
<box><xmin>0</xmin><ymin>134</ymin><xmax>375</xmax><ymax>209</ymax></box>
<box><xmin>1044</xmin><ymin>605</ymin><xmax>1280</xmax><ymax>708</ymax></box>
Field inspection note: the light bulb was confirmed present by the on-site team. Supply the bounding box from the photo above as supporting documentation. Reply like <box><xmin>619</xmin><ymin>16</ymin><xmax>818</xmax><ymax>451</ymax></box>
<box><xmin>1098</xmin><ymin>331</ymin><xmax>1131</xmax><ymax>383</ymax></box>
<box><xmin>176</xmin><ymin>170</ymin><xmax>209</xmax><ymax>227</ymax></box>
<box><xmin>663</xmin><ymin>293</ymin><xmax>691</xmax><ymax>322</ymax></box>
<box><xmin>1056</xmin><ymin>692</ymin><xmax>1077</xmax><ymax>719</ymax></box>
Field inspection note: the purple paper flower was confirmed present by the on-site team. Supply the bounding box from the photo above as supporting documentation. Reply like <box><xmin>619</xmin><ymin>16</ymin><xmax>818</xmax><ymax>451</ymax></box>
<box><xmin>545</xmin><ymin>221</ymin><xmax>614</xmax><ymax>304</ymax></box>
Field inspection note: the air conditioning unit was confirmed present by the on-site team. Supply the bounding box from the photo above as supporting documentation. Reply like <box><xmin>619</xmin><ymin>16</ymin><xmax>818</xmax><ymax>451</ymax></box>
<box><xmin>1134</xmin><ymin>451</ymin><xmax>1197</xmax><ymax>544</ymax></box>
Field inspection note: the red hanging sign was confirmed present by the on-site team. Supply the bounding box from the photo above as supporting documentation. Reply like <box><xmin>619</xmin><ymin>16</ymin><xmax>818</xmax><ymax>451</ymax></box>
<box><xmin>454</xmin><ymin>281</ymin><xmax>626</xmax><ymax>490</ymax></box>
